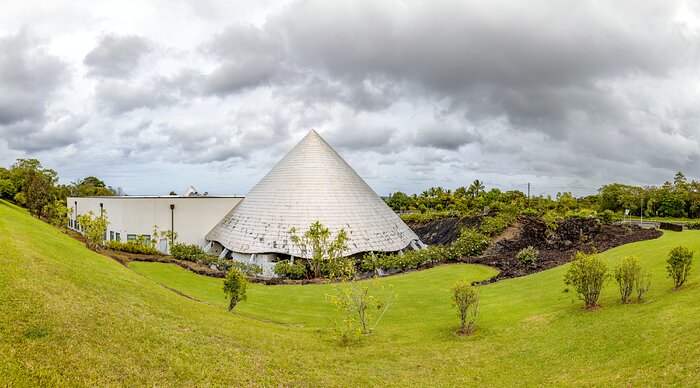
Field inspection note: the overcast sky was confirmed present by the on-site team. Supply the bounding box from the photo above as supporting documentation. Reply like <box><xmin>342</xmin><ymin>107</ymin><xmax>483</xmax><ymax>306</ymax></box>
<box><xmin>1</xmin><ymin>0</ymin><xmax>699</xmax><ymax>197</ymax></box>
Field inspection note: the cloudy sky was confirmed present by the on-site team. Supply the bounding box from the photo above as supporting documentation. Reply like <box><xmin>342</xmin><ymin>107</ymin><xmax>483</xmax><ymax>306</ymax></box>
<box><xmin>1</xmin><ymin>0</ymin><xmax>699</xmax><ymax>197</ymax></box>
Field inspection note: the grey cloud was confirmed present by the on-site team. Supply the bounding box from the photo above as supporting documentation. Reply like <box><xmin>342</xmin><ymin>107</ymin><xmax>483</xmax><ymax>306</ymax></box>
<box><xmin>202</xmin><ymin>24</ymin><xmax>283</xmax><ymax>95</ymax></box>
<box><xmin>84</xmin><ymin>34</ymin><xmax>152</xmax><ymax>78</ymax></box>
<box><xmin>0</xmin><ymin>30</ymin><xmax>67</xmax><ymax>125</ymax></box>
<box><xmin>95</xmin><ymin>80</ymin><xmax>176</xmax><ymax>114</ymax></box>
<box><xmin>1</xmin><ymin>114</ymin><xmax>85</xmax><ymax>152</ymax></box>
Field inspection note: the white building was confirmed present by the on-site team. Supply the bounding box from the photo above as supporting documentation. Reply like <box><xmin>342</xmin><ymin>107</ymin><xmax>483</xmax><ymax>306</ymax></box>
<box><xmin>67</xmin><ymin>195</ymin><xmax>243</xmax><ymax>253</ymax></box>
<box><xmin>68</xmin><ymin>130</ymin><xmax>422</xmax><ymax>277</ymax></box>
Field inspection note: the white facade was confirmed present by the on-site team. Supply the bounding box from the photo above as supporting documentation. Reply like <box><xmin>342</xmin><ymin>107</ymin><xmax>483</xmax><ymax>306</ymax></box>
<box><xmin>67</xmin><ymin>196</ymin><xmax>243</xmax><ymax>252</ymax></box>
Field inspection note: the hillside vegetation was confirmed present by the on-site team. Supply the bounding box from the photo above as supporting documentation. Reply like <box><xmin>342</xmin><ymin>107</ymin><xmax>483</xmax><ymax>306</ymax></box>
<box><xmin>1</xmin><ymin>199</ymin><xmax>699</xmax><ymax>385</ymax></box>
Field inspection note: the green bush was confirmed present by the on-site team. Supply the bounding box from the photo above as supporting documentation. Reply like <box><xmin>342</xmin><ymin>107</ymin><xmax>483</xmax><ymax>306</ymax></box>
<box><xmin>564</xmin><ymin>251</ymin><xmax>609</xmax><ymax>309</ymax></box>
<box><xmin>274</xmin><ymin>260</ymin><xmax>308</xmax><ymax>279</ymax></box>
<box><xmin>520</xmin><ymin>207</ymin><xmax>539</xmax><ymax>216</ymax></box>
<box><xmin>667</xmin><ymin>245</ymin><xmax>694</xmax><ymax>289</ymax></box>
<box><xmin>613</xmin><ymin>256</ymin><xmax>641</xmax><ymax>304</ymax></box>
<box><xmin>321</xmin><ymin>256</ymin><xmax>356</xmax><ymax>280</ymax></box>
<box><xmin>685</xmin><ymin>221</ymin><xmax>700</xmax><ymax>230</ymax></box>
<box><xmin>399</xmin><ymin>211</ymin><xmax>460</xmax><ymax>224</ymax></box>
<box><xmin>449</xmin><ymin>229</ymin><xmax>491</xmax><ymax>259</ymax></box>
<box><xmin>105</xmin><ymin>240</ymin><xmax>163</xmax><ymax>255</ymax></box>
<box><xmin>228</xmin><ymin>261</ymin><xmax>263</xmax><ymax>276</ymax></box>
<box><xmin>451</xmin><ymin>281</ymin><xmax>480</xmax><ymax>335</ymax></box>
<box><xmin>516</xmin><ymin>246</ymin><xmax>538</xmax><ymax>265</ymax></box>
<box><xmin>598</xmin><ymin>210</ymin><xmax>615</xmax><ymax>225</ymax></box>
<box><xmin>223</xmin><ymin>268</ymin><xmax>247</xmax><ymax>311</ymax></box>
<box><xmin>170</xmin><ymin>243</ymin><xmax>207</xmax><ymax>262</ymax></box>
<box><xmin>636</xmin><ymin>268</ymin><xmax>652</xmax><ymax>302</ymax></box>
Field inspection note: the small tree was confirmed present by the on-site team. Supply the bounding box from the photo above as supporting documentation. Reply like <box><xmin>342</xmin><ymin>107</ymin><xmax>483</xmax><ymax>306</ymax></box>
<box><xmin>564</xmin><ymin>251</ymin><xmax>608</xmax><ymax>309</ymax></box>
<box><xmin>223</xmin><ymin>268</ymin><xmax>248</xmax><ymax>311</ymax></box>
<box><xmin>452</xmin><ymin>281</ymin><xmax>480</xmax><ymax>335</ymax></box>
<box><xmin>667</xmin><ymin>245</ymin><xmax>694</xmax><ymax>290</ymax></box>
<box><xmin>328</xmin><ymin>278</ymin><xmax>393</xmax><ymax>344</ymax></box>
<box><xmin>636</xmin><ymin>269</ymin><xmax>652</xmax><ymax>302</ymax></box>
<box><xmin>288</xmin><ymin>221</ymin><xmax>350</xmax><ymax>279</ymax></box>
<box><xmin>76</xmin><ymin>210</ymin><xmax>109</xmax><ymax>250</ymax></box>
<box><xmin>613</xmin><ymin>256</ymin><xmax>641</xmax><ymax>304</ymax></box>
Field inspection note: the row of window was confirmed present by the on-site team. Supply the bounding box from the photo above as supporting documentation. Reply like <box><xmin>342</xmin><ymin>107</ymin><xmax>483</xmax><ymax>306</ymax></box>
<box><xmin>68</xmin><ymin>219</ymin><xmax>152</xmax><ymax>244</ymax></box>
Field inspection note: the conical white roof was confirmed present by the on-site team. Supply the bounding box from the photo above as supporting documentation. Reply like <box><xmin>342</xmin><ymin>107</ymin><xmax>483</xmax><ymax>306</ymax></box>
<box><xmin>206</xmin><ymin>129</ymin><xmax>420</xmax><ymax>258</ymax></box>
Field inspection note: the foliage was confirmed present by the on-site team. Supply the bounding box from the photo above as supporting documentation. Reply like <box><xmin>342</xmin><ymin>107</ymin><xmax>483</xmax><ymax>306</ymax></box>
<box><xmin>598</xmin><ymin>210</ymin><xmax>615</xmax><ymax>225</ymax></box>
<box><xmin>516</xmin><ymin>246</ymin><xmax>539</xmax><ymax>265</ymax></box>
<box><xmin>273</xmin><ymin>260</ymin><xmax>308</xmax><ymax>279</ymax></box>
<box><xmin>449</xmin><ymin>228</ymin><xmax>491</xmax><ymax>259</ymax></box>
<box><xmin>478</xmin><ymin>214</ymin><xmax>509</xmax><ymax>236</ymax></box>
<box><xmin>564</xmin><ymin>251</ymin><xmax>609</xmax><ymax>309</ymax></box>
<box><xmin>613</xmin><ymin>256</ymin><xmax>642</xmax><ymax>304</ymax></box>
<box><xmin>44</xmin><ymin>200</ymin><xmax>71</xmax><ymax>228</ymax></box>
<box><xmin>666</xmin><ymin>245</ymin><xmax>694</xmax><ymax>289</ymax></box>
<box><xmin>359</xmin><ymin>248</ymin><xmax>441</xmax><ymax>273</ymax></box>
<box><xmin>288</xmin><ymin>221</ymin><xmax>350</xmax><ymax>279</ymax></box>
<box><xmin>170</xmin><ymin>243</ymin><xmax>207</xmax><ymax>262</ymax></box>
<box><xmin>451</xmin><ymin>281</ymin><xmax>480</xmax><ymax>335</ymax></box>
<box><xmin>105</xmin><ymin>240</ymin><xmax>163</xmax><ymax>255</ymax></box>
<box><xmin>399</xmin><ymin>211</ymin><xmax>460</xmax><ymax>223</ymax></box>
<box><xmin>227</xmin><ymin>261</ymin><xmax>263</xmax><ymax>276</ymax></box>
<box><xmin>636</xmin><ymin>268</ymin><xmax>652</xmax><ymax>302</ymax></box>
<box><xmin>223</xmin><ymin>268</ymin><xmax>248</xmax><ymax>311</ymax></box>
<box><xmin>685</xmin><ymin>221</ymin><xmax>700</xmax><ymax>230</ymax></box>
<box><xmin>328</xmin><ymin>278</ymin><xmax>392</xmax><ymax>344</ymax></box>
<box><xmin>76</xmin><ymin>210</ymin><xmax>109</xmax><ymax>250</ymax></box>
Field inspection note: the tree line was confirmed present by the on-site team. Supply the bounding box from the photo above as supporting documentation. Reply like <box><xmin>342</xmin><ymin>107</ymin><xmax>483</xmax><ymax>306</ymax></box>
<box><xmin>0</xmin><ymin>158</ymin><xmax>116</xmax><ymax>226</ymax></box>
<box><xmin>386</xmin><ymin>172</ymin><xmax>700</xmax><ymax>219</ymax></box>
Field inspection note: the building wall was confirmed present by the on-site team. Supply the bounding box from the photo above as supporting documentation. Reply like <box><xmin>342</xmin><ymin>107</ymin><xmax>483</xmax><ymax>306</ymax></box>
<box><xmin>67</xmin><ymin>196</ymin><xmax>243</xmax><ymax>251</ymax></box>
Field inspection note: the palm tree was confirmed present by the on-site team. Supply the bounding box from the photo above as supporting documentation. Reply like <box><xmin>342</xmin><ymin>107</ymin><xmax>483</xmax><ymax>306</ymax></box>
<box><xmin>468</xmin><ymin>179</ymin><xmax>485</xmax><ymax>198</ymax></box>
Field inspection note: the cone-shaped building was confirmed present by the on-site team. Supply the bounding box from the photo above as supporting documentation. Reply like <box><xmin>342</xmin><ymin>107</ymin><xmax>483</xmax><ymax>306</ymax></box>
<box><xmin>206</xmin><ymin>130</ymin><xmax>421</xmax><ymax>264</ymax></box>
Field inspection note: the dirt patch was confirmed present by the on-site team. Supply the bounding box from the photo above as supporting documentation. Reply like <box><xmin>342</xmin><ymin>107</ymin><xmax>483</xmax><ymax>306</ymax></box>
<box><xmin>459</xmin><ymin>216</ymin><xmax>662</xmax><ymax>284</ymax></box>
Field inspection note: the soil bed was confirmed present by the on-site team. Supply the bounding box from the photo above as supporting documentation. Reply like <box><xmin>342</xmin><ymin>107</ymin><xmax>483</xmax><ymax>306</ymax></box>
<box><xmin>457</xmin><ymin>216</ymin><xmax>661</xmax><ymax>284</ymax></box>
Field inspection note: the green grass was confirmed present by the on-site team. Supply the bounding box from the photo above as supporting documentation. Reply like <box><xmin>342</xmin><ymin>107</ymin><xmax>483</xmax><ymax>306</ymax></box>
<box><xmin>2</xmin><ymin>199</ymin><xmax>700</xmax><ymax>385</ymax></box>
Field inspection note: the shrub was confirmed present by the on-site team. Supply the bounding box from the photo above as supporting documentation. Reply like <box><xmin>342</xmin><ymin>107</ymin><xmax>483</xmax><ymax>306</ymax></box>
<box><xmin>288</xmin><ymin>221</ymin><xmax>349</xmax><ymax>279</ymax></box>
<box><xmin>399</xmin><ymin>211</ymin><xmax>459</xmax><ymax>224</ymax></box>
<box><xmin>613</xmin><ymin>256</ymin><xmax>641</xmax><ymax>304</ymax></box>
<box><xmin>451</xmin><ymin>281</ymin><xmax>480</xmax><ymax>335</ymax></box>
<box><xmin>274</xmin><ymin>260</ymin><xmax>308</xmax><ymax>279</ymax></box>
<box><xmin>636</xmin><ymin>269</ymin><xmax>652</xmax><ymax>302</ymax></box>
<box><xmin>667</xmin><ymin>245</ymin><xmax>694</xmax><ymax>289</ymax></box>
<box><xmin>685</xmin><ymin>221</ymin><xmax>700</xmax><ymax>230</ymax></box>
<box><xmin>223</xmin><ymin>268</ymin><xmax>247</xmax><ymax>311</ymax></box>
<box><xmin>564</xmin><ymin>251</ymin><xmax>609</xmax><ymax>309</ymax></box>
<box><xmin>598</xmin><ymin>210</ymin><xmax>615</xmax><ymax>225</ymax></box>
<box><xmin>521</xmin><ymin>207</ymin><xmax>539</xmax><ymax>216</ymax></box>
<box><xmin>170</xmin><ymin>243</ymin><xmax>207</xmax><ymax>262</ymax></box>
<box><xmin>321</xmin><ymin>256</ymin><xmax>357</xmax><ymax>280</ymax></box>
<box><xmin>77</xmin><ymin>210</ymin><xmax>109</xmax><ymax>250</ymax></box>
<box><xmin>104</xmin><ymin>240</ymin><xmax>163</xmax><ymax>255</ymax></box>
<box><xmin>329</xmin><ymin>278</ymin><xmax>390</xmax><ymax>339</ymax></box>
<box><xmin>228</xmin><ymin>261</ymin><xmax>263</xmax><ymax>276</ymax></box>
<box><xmin>449</xmin><ymin>229</ymin><xmax>491</xmax><ymax>259</ymax></box>
<box><xmin>516</xmin><ymin>246</ymin><xmax>538</xmax><ymax>265</ymax></box>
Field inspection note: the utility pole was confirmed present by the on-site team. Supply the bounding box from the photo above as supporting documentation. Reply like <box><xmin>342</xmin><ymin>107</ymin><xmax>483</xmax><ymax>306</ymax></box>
<box><xmin>640</xmin><ymin>197</ymin><xmax>643</xmax><ymax>226</ymax></box>
<box><xmin>527</xmin><ymin>183</ymin><xmax>531</xmax><ymax>206</ymax></box>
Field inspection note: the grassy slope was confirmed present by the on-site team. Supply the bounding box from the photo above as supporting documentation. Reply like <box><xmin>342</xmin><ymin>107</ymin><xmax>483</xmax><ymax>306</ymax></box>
<box><xmin>2</xmin><ymin>199</ymin><xmax>700</xmax><ymax>385</ymax></box>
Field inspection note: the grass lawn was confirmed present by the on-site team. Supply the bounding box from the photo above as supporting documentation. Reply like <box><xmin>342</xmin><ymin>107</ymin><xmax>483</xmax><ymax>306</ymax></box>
<box><xmin>2</xmin><ymin>199</ymin><xmax>700</xmax><ymax>385</ymax></box>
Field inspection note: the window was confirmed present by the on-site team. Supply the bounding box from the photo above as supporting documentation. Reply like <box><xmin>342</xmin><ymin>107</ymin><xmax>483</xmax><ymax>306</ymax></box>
<box><xmin>116</xmin><ymin>233</ymin><xmax>121</xmax><ymax>242</ymax></box>
<box><xmin>127</xmin><ymin>234</ymin><xmax>137</xmax><ymax>242</ymax></box>
<box><xmin>68</xmin><ymin>219</ymin><xmax>72</xmax><ymax>228</ymax></box>
<box><xmin>110</xmin><ymin>231</ymin><xmax>114</xmax><ymax>241</ymax></box>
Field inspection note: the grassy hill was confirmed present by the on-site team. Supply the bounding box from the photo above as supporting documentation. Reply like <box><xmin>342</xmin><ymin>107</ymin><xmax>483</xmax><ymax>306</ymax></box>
<box><xmin>1</xmin><ymin>199</ymin><xmax>699</xmax><ymax>385</ymax></box>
